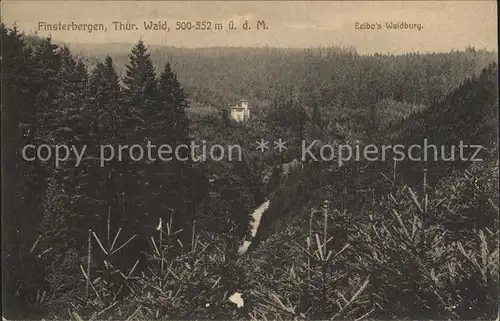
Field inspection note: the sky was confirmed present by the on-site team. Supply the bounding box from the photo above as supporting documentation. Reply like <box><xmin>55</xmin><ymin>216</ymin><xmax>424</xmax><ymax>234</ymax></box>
<box><xmin>2</xmin><ymin>1</ymin><xmax>498</xmax><ymax>54</ymax></box>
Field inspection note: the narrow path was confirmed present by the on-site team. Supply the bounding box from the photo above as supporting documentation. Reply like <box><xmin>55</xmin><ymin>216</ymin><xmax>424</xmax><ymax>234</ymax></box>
<box><xmin>237</xmin><ymin>200</ymin><xmax>270</xmax><ymax>255</ymax></box>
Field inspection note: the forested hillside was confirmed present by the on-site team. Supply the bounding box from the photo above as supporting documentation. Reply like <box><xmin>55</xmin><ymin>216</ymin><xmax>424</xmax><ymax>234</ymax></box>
<box><xmin>2</xmin><ymin>24</ymin><xmax>498</xmax><ymax>320</ymax></box>
<box><xmin>71</xmin><ymin>43</ymin><xmax>495</xmax><ymax>111</ymax></box>
<box><xmin>68</xmin><ymin>42</ymin><xmax>496</xmax><ymax>144</ymax></box>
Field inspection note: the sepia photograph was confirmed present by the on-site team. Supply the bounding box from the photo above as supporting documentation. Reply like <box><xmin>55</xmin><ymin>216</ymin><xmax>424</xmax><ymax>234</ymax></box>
<box><xmin>1</xmin><ymin>1</ymin><xmax>499</xmax><ymax>320</ymax></box>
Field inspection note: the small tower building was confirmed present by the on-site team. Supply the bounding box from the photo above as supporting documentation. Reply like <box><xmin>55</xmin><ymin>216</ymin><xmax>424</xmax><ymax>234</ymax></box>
<box><xmin>230</xmin><ymin>99</ymin><xmax>250</xmax><ymax>122</ymax></box>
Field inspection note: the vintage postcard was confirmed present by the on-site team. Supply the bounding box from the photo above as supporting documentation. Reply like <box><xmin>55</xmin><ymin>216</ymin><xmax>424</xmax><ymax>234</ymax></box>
<box><xmin>1</xmin><ymin>1</ymin><xmax>498</xmax><ymax>320</ymax></box>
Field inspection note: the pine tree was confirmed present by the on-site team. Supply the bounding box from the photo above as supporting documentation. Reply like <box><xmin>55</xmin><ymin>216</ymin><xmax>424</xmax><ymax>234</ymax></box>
<box><xmin>31</xmin><ymin>37</ymin><xmax>61</xmax><ymax>142</ymax></box>
<box><xmin>1</xmin><ymin>23</ymin><xmax>36</xmax><ymax>253</ymax></box>
<box><xmin>38</xmin><ymin>177</ymin><xmax>81</xmax><ymax>302</ymax></box>
<box><xmin>39</xmin><ymin>178</ymin><xmax>74</xmax><ymax>249</ymax></box>
<box><xmin>89</xmin><ymin>56</ymin><xmax>128</xmax><ymax>235</ymax></box>
<box><xmin>20</xmin><ymin>36</ymin><xmax>62</xmax><ymax>254</ymax></box>
<box><xmin>157</xmin><ymin>62</ymin><xmax>190</xmax><ymax>145</ymax></box>
<box><xmin>1</xmin><ymin>23</ymin><xmax>42</xmax><ymax>316</ymax></box>
<box><xmin>122</xmin><ymin>40</ymin><xmax>158</xmax><ymax>134</ymax></box>
<box><xmin>120</xmin><ymin>41</ymin><xmax>159</xmax><ymax>239</ymax></box>
<box><xmin>48</xmin><ymin>46</ymin><xmax>100</xmax><ymax>247</ymax></box>
<box><xmin>155</xmin><ymin>62</ymin><xmax>199</xmax><ymax>236</ymax></box>
<box><xmin>89</xmin><ymin>56</ymin><xmax>120</xmax><ymax>110</ymax></box>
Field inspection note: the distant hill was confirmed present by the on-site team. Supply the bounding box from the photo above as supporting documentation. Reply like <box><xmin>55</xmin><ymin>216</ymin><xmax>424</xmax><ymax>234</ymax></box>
<box><xmin>391</xmin><ymin>62</ymin><xmax>499</xmax><ymax>184</ymax></box>
<box><xmin>63</xmin><ymin>42</ymin><xmax>497</xmax><ymax>113</ymax></box>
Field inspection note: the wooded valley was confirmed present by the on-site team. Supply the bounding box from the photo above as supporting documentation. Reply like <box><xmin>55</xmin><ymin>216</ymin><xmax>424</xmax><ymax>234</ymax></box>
<box><xmin>2</xmin><ymin>23</ymin><xmax>499</xmax><ymax>320</ymax></box>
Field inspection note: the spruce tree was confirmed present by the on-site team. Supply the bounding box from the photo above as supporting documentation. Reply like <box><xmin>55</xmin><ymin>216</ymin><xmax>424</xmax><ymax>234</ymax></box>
<box><xmin>1</xmin><ymin>23</ymin><xmax>41</xmax><ymax>316</ymax></box>
<box><xmin>89</xmin><ymin>56</ymin><xmax>127</xmax><ymax>235</ymax></box>
<box><xmin>156</xmin><ymin>62</ymin><xmax>206</xmax><ymax>243</ymax></box>
<box><xmin>20</xmin><ymin>36</ymin><xmax>62</xmax><ymax>254</ymax></box>
<box><xmin>122</xmin><ymin>40</ymin><xmax>158</xmax><ymax>131</ymax></box>
<box><xmin>157</xmin><ymin>62</ymin><xmax>190</xmax><ymax>145</ymax></box>
<box><xmin>89</xmin><ymin>56</ymin><xmax>120</xmax><ymax>110</ymax></box>
<box><xmin>120</xmin><ymin>41</ymin><xmax>159</xmax><ymax>239</ymax></box>
<box><xmin>1</xmin><ymin>23</ymin><xmax>35</xmax><ymax>254</ymax></box>
<box><xmin>49</xmin><ymin>46</ymin><xmax>99</xmax><ymax>247</ymax></box>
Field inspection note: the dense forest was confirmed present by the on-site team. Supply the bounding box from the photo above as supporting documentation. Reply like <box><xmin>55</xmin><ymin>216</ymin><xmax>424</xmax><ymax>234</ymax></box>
<box><xmin>2</xmin><ymin>23</ymin><xmax>499</xmax><ymax>320</ymax></box>
<box><xmin>69</xmin><ymin>44</ymin><xmax>493</xmax><ymax>103</ymax></box>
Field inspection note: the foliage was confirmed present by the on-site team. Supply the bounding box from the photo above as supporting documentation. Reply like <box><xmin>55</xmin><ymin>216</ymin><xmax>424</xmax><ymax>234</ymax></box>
<box><xmin>1</xmin><ymin>22</ymin><xmax>498</xmax><ymax>320</ymax></box>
